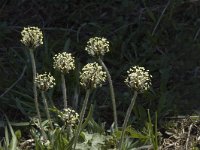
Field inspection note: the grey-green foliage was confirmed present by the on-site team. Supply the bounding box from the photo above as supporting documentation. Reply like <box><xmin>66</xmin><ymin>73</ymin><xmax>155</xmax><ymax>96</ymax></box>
<box><xmin>76</xmin><ymin>132</ymin><xmax>106</xmax><ymax>150</ymax></box>
<box><xmin>0</xmin><ymin>116</ymin><xmax>20</xmax><ymax>150</ymax></box>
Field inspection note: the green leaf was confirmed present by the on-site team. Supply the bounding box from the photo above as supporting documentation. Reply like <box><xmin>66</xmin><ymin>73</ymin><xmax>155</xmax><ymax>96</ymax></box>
<box><xmin>0</xmin><ymin>121</ymin><xmax>29</xmax><ymax>127</ymax></box>
<box><xmin>15</xmin><ymin>130</ymin><xmax>21</xmax><ymax>140</ymax></box>
<box><xmin>4</xmin><ymin>115</ymin><xmax>18</xmax><ymax>150</ymax></box>
<box><xmin>126</xmin><ymin>126</ymin><xmax>148</xmax><ymax>139</ymax></box>
<box><xmin>5</xmin><ymin>126</ymin><xmax>9</xmax><ymax>147</ymax></box>
<box><xmin>87</xmin><ymin>118</ymin><xmax>105</xmax><ymax>133</ymax></box>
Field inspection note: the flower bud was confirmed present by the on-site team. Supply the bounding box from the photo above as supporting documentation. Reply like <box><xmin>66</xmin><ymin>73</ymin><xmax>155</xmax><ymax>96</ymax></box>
<box><xmin>35</xmin><ymin>72</ymin><xmax>56</xmax><ymax>91</ymax></box>
<box><xmin>21</xmin><ymin>26</ymin><xmax>43</xmax><ymax>49</ymax></box>
<box><xmin>58</xmin><ymin>108</ymin><xmax>79</xmax><ymax>126</ymax></box>
<box><xmin>125</xmin><ymin>66</ymin><xmax>152</xmax><ymax>93</ymax></box>
<box><xmin>53</xmin><ymin>52</ymin><xmax>75</xmax><ymax>74</ymax></box>
<box><xmin>85</xmin><ymin>37</ymin><xmax>109</xmax><ymax>57</ymax></box>
<box><xmin>80</xmin><ymin>62</ymin><xmax>107</xmax><ymax>89</ymax></box>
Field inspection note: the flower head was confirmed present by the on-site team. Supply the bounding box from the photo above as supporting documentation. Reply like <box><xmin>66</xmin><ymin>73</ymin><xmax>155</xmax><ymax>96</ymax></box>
<box><xmin>125</xmin><ymin>66</ymin><xmax>152</xmax><ymax>93</ymax></box>
<box><xmin>80</xmin><ymin>62</ymin><xmax>107</xmax><ymax>89</ymax></box>
<box><xmin>35</xmin><ymin>72</ymin><xmax>56</xmax><ymax>91</ymax></box>
<box><xmin>21</xmin><ymin>26</ymin><xmax>43</xmax><ymax>49</ymax></box>
<box><xmin>58</xmin><ymin>108</ymin><xmax>79</xmax><ymax>126</ymax></box>
<box><xmin>53</xmin><ymin>52</ymin><xmax>75</xmax><ymax>74</ymax></box>
<box><xmin>85</xmin><ymin>37</ymin><xmax>110</xmax><ymax>57</ymax></box>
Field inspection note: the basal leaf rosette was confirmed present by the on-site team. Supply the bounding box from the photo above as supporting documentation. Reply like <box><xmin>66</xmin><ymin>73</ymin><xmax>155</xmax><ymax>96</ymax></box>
<box><xmin>125</xmin><ymin>66</ymin><xmax>152</xmax><ymax>93</ymax></box>
<box><xmin>35</xmin><ymin>72</ymin><xmax>56</xmax><ymax>91</ymax></box>
<box><xmin>80</xmin><ymin>62</ymin><xmax>107</xmax><ymax>89</ymax></box>
<box><xmin>85</xmin><ymin>37</ymin><xmax>109</xmax><ymax>57</ymax></box>
<box><xmin>53</xmin><ymin>52</ymin><xmax>75</xmax><ymax>74</ymax></box>
<box><xmin>21</xmin><ymin>26</ymin><xmax>43</xmax><ymax>49</ymax></box>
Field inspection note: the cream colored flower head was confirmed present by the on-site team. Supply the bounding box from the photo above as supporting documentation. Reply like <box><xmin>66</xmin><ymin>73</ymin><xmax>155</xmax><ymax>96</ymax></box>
<box><xmin>21</xmin><ymin>26</ymin><xmax>43</xmax><ymax>49</ymax></box>
<box><xmin>53</xmin><ymin>52</ymin><xmax>75</xmax><ymax>74</ymax></box>
<box><xmin>125</xmin><ymin>66</ymin><xmax>152</xmax><ymax>93</ymax></box>
<box><xmin>80</xmin><ymin>62</ymin><xmax>107</xmax><ymax>89</ymax></box>
<box><xmin>35</xmin><ymin>72</ymin><xmax>56</xmax><ymax>91</ymax></box>
<box><xmin>85</xmin><ymin>37</ymin><xmax>110</xmax><ymax>57</ymax></box>
<box><xmin>58</xmin><ymin>108</ymin><xmax>79</xmax><ymax>126</ymax></box>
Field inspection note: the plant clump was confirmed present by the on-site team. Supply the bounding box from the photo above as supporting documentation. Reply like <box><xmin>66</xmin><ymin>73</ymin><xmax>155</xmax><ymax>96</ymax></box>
<box><xmin>85</xmin><ymin>37</ymin><xmax>109</xmax><ymax>57</ymax></box>
<box><xmin>125</xmin><ymin>66</ymin><xmax>152</xmax><ymax>93</ymax></box>
<box><xmin>35</xmin><ymin>72</ymin><xmax>56</xmax><ymax>91</ymax></box>
<box><xmin>21</xmin><ymin>26</ymin><xmax>43</xmax><ymax>49</ymax></box>
<box><xmin>80</xmin><ymin>62</ymin><xmax>107</xmax><ymax>89</ymax></box>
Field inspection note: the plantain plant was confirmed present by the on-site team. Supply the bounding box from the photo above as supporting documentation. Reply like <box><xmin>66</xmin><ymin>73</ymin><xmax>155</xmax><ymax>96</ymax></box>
<box><xmin>20</xmin><ymin>26</ymin><xmax>47</xmax><ymax>140</ymax></box>
<box><xmin>53</xmin><ymin>52</ymin><xmax>75</xmax><ymax>108</ymax></box>
<box><xmin>85</xmin><ymin>37</ymin><xmax>118</xmax><ymax>130</ymax></box>
<box><xmin>73</xmin><ymin>62</ymin><xmax>107</xmax><ymax>149</ymax></box>
<box><xmin>119</xmin><ymin>66</ymin><xmax>152</xmax><ymax>150</ymax></box>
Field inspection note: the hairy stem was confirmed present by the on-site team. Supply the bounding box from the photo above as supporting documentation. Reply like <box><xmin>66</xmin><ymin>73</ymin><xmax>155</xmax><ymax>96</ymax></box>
<box><xmin>41</xmin><ymin>91</ymin><xmax>54</xmax><ymax>130</ymax></box>
<box><xmin>73</xmin><ymin>89</ymin><xmax>90</xmax><ymax>149</ymax></box>
<box><xmin>67</xmin><ymin>125</ymin><xmax>73</xmax><ymax>140</ymax></box>
<box><xmin>119</xmin><ymin>91</ymin><xmax>138</xmax><ymax>150</ymax></box>
<box><xmin>98</xmin><ymin>58</ymin><xmax>118</xmax><ymax>130</ymax></box>
<box><xmin>29</xmin><ymin>50</ymin><xmax>47</xmax><ymax>140</ymax></box>
<box><xmin>61</xmin><ymin>73</ymin><xmax>67</xmax><ymax>108</ymax></box>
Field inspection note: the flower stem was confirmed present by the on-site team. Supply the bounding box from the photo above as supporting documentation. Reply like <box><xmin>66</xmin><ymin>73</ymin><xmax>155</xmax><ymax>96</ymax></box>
<box><xmin>119</xmin><ymin>91</ymin><xmax>138</xmax><ymax>150</ymax></box>
<box><xmin>41</xmin><ymin>91</ymin><xmax>54</xmax><ymax>130</ymax></box>
<box><xmin>67</xmin><ymin>125</ymin><xmax>73</xmax><ymax>140</ymax></box>
<box><xmin>98</xmin><ymin>58</ymin><xmax>118</xmax><ymax>130</ymax></box>
<box><xmin>29</xmin><ymin>49</ymin><xmax>47</xmax><ymax>140</ymax></box>
<box><xmin>73</xmin><ymin>89</ymin><xmax>90</xmax><ymax>149</ymax></box>
<box><xmin>61</xmin><ymin>73</ymin><xmax>67</xmax><ymax>108</ymax></box>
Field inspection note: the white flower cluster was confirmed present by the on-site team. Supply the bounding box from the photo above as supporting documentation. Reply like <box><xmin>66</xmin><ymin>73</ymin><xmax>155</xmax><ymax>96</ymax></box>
<box><xmin>21</xmin><ymin>26</ymin><xmax>43</xmax><ymax>49</ymax></box>
<box><xmin>125</xmin><ymin>66</ymin><xmax>152</xmax><ymax>93</ymax></box>
<box><xmin>80</xmin><ymin>62</ymin><xmax>107</xmax><ymax>89</ymax></box>
<box><xmin>35</xmin><ymin>72</ymin><xmax>56</xmax><ymax>91</ymax></box>
<box><xmin>85</xmin><ymin>37</ymin><xmax>110</xmax><ymax>57</ymax></box>
<box><xmin>53</xmin><ymin>52</ymin><xmax>75</xmax><ymax>74</ymax></box>
<box><xmin>58</xmin><ymin>108</ymin><xmax>79</xmax><ymax>126</ymax></box>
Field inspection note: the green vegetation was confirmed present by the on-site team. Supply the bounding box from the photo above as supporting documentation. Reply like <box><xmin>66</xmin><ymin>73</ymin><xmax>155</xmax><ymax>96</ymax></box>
<box><xmin>0</xmin><ymin>0</ymin><xmax>200</xmax><ymax>149</ymax></box>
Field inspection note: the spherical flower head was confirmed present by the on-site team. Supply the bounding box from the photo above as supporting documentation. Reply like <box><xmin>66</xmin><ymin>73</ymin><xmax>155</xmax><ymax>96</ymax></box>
<box><xmin>53</xmin><ymin>52</ymin><xmax>75</xmax><ymax>74</ymax></box>
<box><xmin>21</xmin><ymin>26</ymin><xmax>43</xmax><ymax>49</ymax></box>
<box><xmin>58</xmin><ymin>108</ymin><xmax>79</xmax><ymax>126</ymax></box>
<box><xmin>80</xmin><ymin>62</ymin><xmax>107</xmax><ymax>89</ymax></box>
<box><xmin>85</xmin><ymin>37</ymin><xmax>110</xmax><ymax>57</ymax></box>
<box><xmin>35</xmin><ymin>72</ymin><xmax>56</xmax><ymax>91</ymax></box>
<box><xmin>125</xmin><ymin>66</ymin><xmax>152</xmax><ymax>93</ymax></box>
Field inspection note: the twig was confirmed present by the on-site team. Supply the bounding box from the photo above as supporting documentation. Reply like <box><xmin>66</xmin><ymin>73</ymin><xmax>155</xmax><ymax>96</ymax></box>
<box><xmin>185</xmin><ymin>123</ymin><xmax>193</xmax><ymax>150</ymax></box>
<box><xmin>0</xmin><ymin>65</ymin><xmax>27</xmax><ymax>98</ymax></box>
<box><xmin>164</xmin><ymin>143</ymin><xmax>175</xmax><ymax>149</ymax></box>
<box><xmin>134</xmin><ymin>144</ymin><xmax>153</xmax><ymax>150</ymax></box>
<box><xmin>165</xmin><ymin>116</ymin><xmax>199</xmax><ymax>119</ymax></box>
<box><xmin>19</xmin><ymin>139</ymin><xmax>34</xmax><ymax>149</ymax></box>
